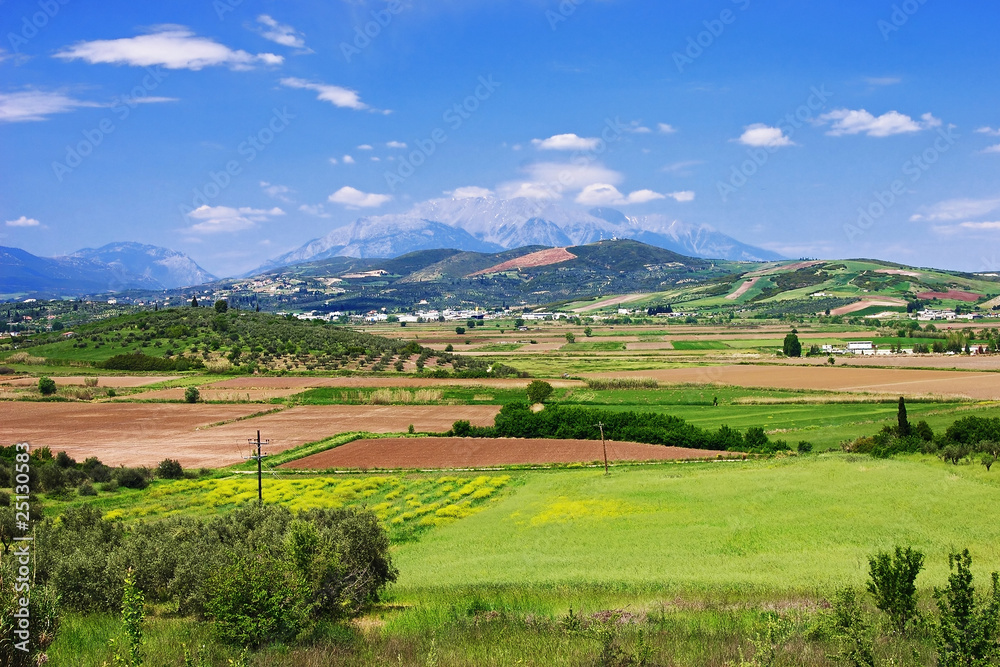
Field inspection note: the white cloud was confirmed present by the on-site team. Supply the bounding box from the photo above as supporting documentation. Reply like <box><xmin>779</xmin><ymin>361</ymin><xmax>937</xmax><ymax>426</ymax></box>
<box><xmin>959</xmin><ymin>221</ymin><xmax>1000</xmax><ymax>230</ymax></box>
<box><xmin>497</xmin><ymin>181</ymin><xmax>561</xmax><ymax>200</ymax></box>
<box><xmin>525</xmin><ymin>162</ymin><xmax>623</xmax><ymax>189</ymax></box>
<box><xmin>186</xmin><ymin>205</ymin><xmax>284</xmax><ymax>234</ymax></box>
<box><xmin>54</xmin><ymin>26</ymin><xmax>282</xmax><ymax>70</ymax></box>
<box><xmin>657</xmin><ymin>123</ymin><xmax>678</xmax><ymax>134</ymax></box>
<box><xmin>910</xmin><ymin>197</ymin><xmax>1000</xmax><ymax>222</ymax></box>
<box><xmin>975</xmin><ymin>127</ymin><xmax>1000</xmax><ymax>136</ymax></box>
<box><xmin>626</xmin><ymin>121</ymin><xmax>651</xmax><ymax>134</ymax></box>
<box><xmin>298</xmin><ymin>203</ymin><xmax>330</xmax><ymax>218</ymax></box>
<box><xmin>447</xmin><ymin>186</ymin><xmax>494</xmax><ymax>199</ymax></box>
<box><xmin>574</xmin><ymin>184</ymin><xmax>670</xmax><ymax>206</ymax></box>
<box><xmin>982</xmin><ymin>144</ymin><xmax>1000</xmax><ymax>154</ymax></box>
<box><xmin>255</xmin><ymin>15</ymin><xmax>310</xmax><ymax>51</ymax></box>
<box><xmin>864</xmin><ymin>76</ymin><xmax>902</xmax><ymax>86</ymax></box>
<box><xmin>818</xmin><ymin>108</ymin><xmax>941</xmax><ymax>137</ymax></box>
<box><xmin>667</xmin><ymin>190</ymin><xmax>696</xmax><ymax>202</ymax></box>
<box><xmin>737</xmin><ymin>123</ymin><xmax>794</xmax><ymax>148</ymax></box>
<box><xmin>328</xmin><ymin>186</ymin><xmax>391</xmax><ymax>208</ymax></box>
<box><xmin>370</xmin><ymin>156</ymin><xmax>380</xmax><ymax>162</ymax></box>
<box><xmin>0</xmin><ymin>90</ymin><xmax>102</xmax><ymax>123</ymax></box>
<box><xmin>531</xmin><ymin>133</ymin><xmax>601</xmax><ymax>151</ymax></box>
<box><xmin>260</xmin><ymin>181</ymin><xmax>292</xmax><ymax>202</ymax></box>
<box><xmin>661</xmin><ymin>160</ymin><xmax>703</xmax><ymax>174</ymax></box>
<box><xmin>328</xmin><ymin>157</ymin><xmax>338</xmax><ymax>165</ymax></box>
<box><xmin>357</xmin><ymin>144</ymin><xmax>373</xmax><ymax>150</ymax></box>
<box><xmin>386</xmin><ymin>141</ymin><xmax>407</xmax><ymax>149</ymax></box>
<box><xmin>5</xmin><ymin>216</ymin><xmax>41</xmax><ymax>227</ymax></box>
<box><xmin>279</xmin><ymin>77</ymin><xmax>369</xmax><ymax>111</ymax></box>
<box><xmin>342</xmin><ymin>154</ymin><xmax>355</xmax><ymax>164</ymax></box>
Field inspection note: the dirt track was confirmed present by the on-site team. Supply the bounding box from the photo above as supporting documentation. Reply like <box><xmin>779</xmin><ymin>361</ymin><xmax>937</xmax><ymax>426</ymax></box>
<box><xmin>726</xmin><ymin>277</ymin><xmax>759</xmax><ymax>300</ymax></box>
<box><xmin>282</xmin><ymin>437</ymin><xmax>732</xmax><ymax>469</ymax></box>
<box><xmin>0</xmin><ymin>403</ymin><xmax>500</xmax><ymax>468</ymax></box>
<box><xmin>205</xmin><ymin>377</ymin><xmax>585</xmax><ymax>390</ymax></box>
<box><xmin>0</xmin><ymin>376</ymin><xmax>179</xmax><ymax>387</ymax></box>
<box><xmin>587</xmin><ymin>365</ymin><xmax>1000</xmax><ymax>400</ymax></box>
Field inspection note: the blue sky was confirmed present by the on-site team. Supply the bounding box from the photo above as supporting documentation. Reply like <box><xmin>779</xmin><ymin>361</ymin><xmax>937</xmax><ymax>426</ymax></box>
<box><xmin>1</xmin><ymin>0</ymin><xmax>999</xmax><ymax>276</ymax></box>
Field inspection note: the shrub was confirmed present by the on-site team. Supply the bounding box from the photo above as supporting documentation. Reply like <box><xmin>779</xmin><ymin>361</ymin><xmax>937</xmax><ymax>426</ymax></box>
<box><xmin>797</xmin><ymin>440</ymin><xmax>814</xmax><ymax>454</ymax></box>
<box><xmin>157</xmin><ymin>459</ymin><xmax>184</xmax><ymax>480</ymax></box>
<box><xmin>113</xmin><ymin>467</ymin><xmax>149</xmax><ymax>490</ymax></box>
<box><xmin>78</xmin><ymin>481</ymin><xmax>97</xmax><ymax>496</ymax></box>
<box><xmin>38</xmin><ymin>376</ymin><xmax>57</xmax><ymax>396</ymax></box>
<box><xmin>935</xmin><ymin>549</ymin><xmax>1000</xmax><ymax>666</ymax></box>
<box><xmin>40</xmin><ymin>465</ymin><xmax>67</xmax><ymax>493</ymax></box>
<box><xmin>184</xmin><ymin>386</ymin><xmax>200</xmax><ymax>403</ymax></box>
<box><xmin>100</xmin><ymin>480</ymin><xmax>119</xmax><ymax>493</ymax></box>
<box><xmin>867</xmin><ymin>546</ymin><xmax>924</xmax><ymax>633</ymax></box>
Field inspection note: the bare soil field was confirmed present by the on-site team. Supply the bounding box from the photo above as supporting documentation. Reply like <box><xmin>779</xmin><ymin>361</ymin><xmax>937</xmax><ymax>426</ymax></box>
<box><xmin>0</xmin><ymin>403</ymin><xmax>500</xmax><ymax>467</ymax></box>
<box><xmin>625</xmin><ymin>342</ymin><xmax>675</xmax><ymax>350</ymax></box>
<box><xmin>468</xmin><ymin>247</ymin><xmax>576</xmax><ymax>276</ymax></box>
<box><xmin>772</xmin><ymin>355</ymin><xmax>1000</xmax><ymax>371</ymax></box>
<box><xmin>588</xmin><ymin>365</ymin><xmax>1000</xmax><ymax>400</ymax></box>
<box><xmin>0</xmin><ymin>375</ymin><xmax>179</xmax><ymax>387</ymax></box>
<box><xmin>916</xmin><ymin>290</ymin><xmax>982</xmax><ymax>302</ymax></box>
<box><xmin>206</xmin><ymin>377</ymin><xmax>585</xmax><ymax>390</ymax></box>
<box><xmin>282</xmin><ymin>437</ymin><xmax>732</xmax><ymax>469</ymax></box>
<box><xmin>572</xmin><ymin>293</ymin><xmax>651</xmax><ymax>313</ymax></box>
<box><xmin>726</xmin><ymin>277</ymin><xmax>760</xmax><ymax>300</ymax></box>
<box><xmin>830</xmin><ymin>298</ymin><xmax>907</xmax><ymax>316</ymax></box>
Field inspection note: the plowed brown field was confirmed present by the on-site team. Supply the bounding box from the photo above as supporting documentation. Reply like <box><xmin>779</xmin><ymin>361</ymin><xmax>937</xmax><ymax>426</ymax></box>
<box><xmin>0</xmin><ymin>404</ymin><xmax>499</xmax><ymax>467</ymax></box>
<box><xmin>282</xmin><ymin>437</ymin><xmax>732</xmax><ymax>469</ymax></box>
<box><xmin>588</xmin><ymin>365</ymin><xmax>1000</xmax><ymax>400</ymax></box>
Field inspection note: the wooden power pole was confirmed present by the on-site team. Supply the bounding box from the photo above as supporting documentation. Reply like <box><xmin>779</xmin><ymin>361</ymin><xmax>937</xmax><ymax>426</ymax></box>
<box><xmin>246</xmin><ymin>430</ymin><xmax>269</xmax><ymax>503</ymax></box>
<box><xmin>596</xmin><ymin>421</ymin><xmax>608</xmax><ymax>475</ymax></box>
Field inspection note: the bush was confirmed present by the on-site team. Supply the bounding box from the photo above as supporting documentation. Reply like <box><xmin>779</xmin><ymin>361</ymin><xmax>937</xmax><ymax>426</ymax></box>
<box><xmin>100</xmin><ymin>480</ymin><xmax>119</xmax><ymax>493</ymax></box>
<box><xmin>157</xmin><ymin>459</ymin><xmax>184</xmax><ymax>480</ymax></box>
<box><xmin>113</xmin><ymin>467</ymin><xmax>149</xmax><ymax>490</ymax></box>
<box><xmin>39</xmin><ymin>465</ymin><xmax>67</xmax><ymax>493</ymax></box>
<box><xmin>184</xmin><ymin>386</ymin><xmax>200</xmax><ymax>403</ymax></box>
<box><xmin>935</xmin><ymin>549</ymin><xmax>1000</xmax><ymax>666</ymax></box>
<box><xmin>38</xmin><ymin>376</ymin><xmax>57</xmax><ymax>396</ymax></box>
<box><xmin>797</xmin><ymin>440</ymin><xmax>814</xmax><ymax>454</ymax></box>
<box><xmin>206</xmin><ymin>554</ymin><xmax>311</xmax><ymax>647</ymax></box>
<box><xmin>77</xmin><ymin>481</ymin><xmax>97</xmax><ymax>496</ymax></box>
<box><xmin>455</xmin><ymin>327</ymin><xmax>465</xmax><ymax>335</ymax></box>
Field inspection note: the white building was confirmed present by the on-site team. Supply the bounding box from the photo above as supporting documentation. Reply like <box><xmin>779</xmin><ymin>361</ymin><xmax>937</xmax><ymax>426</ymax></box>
<box><xmin>847</xmin><ymin>341</ymin><xmax>875</xmax><ymax>355</ymax></box>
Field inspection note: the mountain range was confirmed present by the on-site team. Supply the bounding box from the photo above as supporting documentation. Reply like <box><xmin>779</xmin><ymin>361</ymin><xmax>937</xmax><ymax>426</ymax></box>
<box><xmin>251</xmin><ymin>197</ymin><xmax>782</xmax><ymax>274</ymax></box>
<box><xmin>0</xmin><ymin>242</ymin><xmax>216</xmax><ymax>297</ymax></box>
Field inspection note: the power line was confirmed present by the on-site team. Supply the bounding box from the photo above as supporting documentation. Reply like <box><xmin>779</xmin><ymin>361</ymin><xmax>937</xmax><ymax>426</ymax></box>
<box><xmin>244</xmin><ymin>430</ymin><xmax>269</xmax><ymax>503</ymax></box>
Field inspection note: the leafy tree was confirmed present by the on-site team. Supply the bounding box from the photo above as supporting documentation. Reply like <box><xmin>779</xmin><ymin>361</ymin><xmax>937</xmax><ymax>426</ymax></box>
<box><xmin>214</xmin><ymin>300</ymin><xmax>228</xmax><ymax>314</ymax></box>
<box><xmin>38</xmin><ymin>376</ymin><xmax>57</xmax><ymax>396</ymax></box>
<box><xmin>897</xmin><ymin>396</ymin><xmax>911</xmax><ymax>437</ymax></box>
<box><xmin>584</xmin><ymin>327</ymin><xmax>593</xmax><ymax>337</ymax></box>
<box><xmin>867</xmin><ymin>546</ymin><xmax>924</xmax><ymax>633</ymax></box>
<box><xmin>109</xmin><ymin>568</ymin><xmax>145</xmax><ymax>666</ymax></box>
<box><xmin>190</xmin><ymin>296</ymin><xmax>198</xmax><ymax>307</ymax></box>
<box><xmin>455</xmin><ymin>326</ymin><xmax>465</xmax><ymax>335</ymax></box>
<box><xmin>514</xmin><ymin>318</ymin><xmax>525</xmax><ymax>328</ymax></box>
<box><xmin>935</xmin><ymin>549</ymin><xmax>1000</xmax><ymax>666</ymax></box>
<box><xmin>526</xmin><ymin>380</ymin><xmax>554</xmax><ymax>404</ymax></box>
<box><xmin>782</xmin><ymin>331</ymin><xmax>802</xmax><ymax>357</ymax></box>
<box><xmin>744</xmin><ymin>426</ymin><xmax>769</xmax><ymax>450</ymax></box>
<box><xmin>565</xmin><ymin>332</ymin><xmax>576</xmax><ymax>344</ymax></box>
<box><xmin>184</xmin><ymin>386</ymin><xmax>200</xmax><ymax>404</ymax></box>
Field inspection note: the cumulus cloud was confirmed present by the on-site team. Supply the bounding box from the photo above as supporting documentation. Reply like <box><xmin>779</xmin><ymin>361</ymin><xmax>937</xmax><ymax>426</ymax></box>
<box><xmin>0</xmin><ymin>90</ymin><xmax>102</xmax><ymax>123</ymax></box>
<box><xmin>342</xmin><ymin>154</ymin><xmax>355</xmax><ymax>164</ymax></box>
<box><xmin>737</xmin><ymin>123</ymin><xmax>795</xmax><ymax>148</ymax></box>
<box><xmin>975</xmin><ymin>127</ymin><xmax>1000</xmax><ymax>136</ymax></box>
<box><xmin>448</xmin><ymin>186</ymin><xmax>494</xmax><ymax>199</ymax></box>
<box><xmin>298</xmin><ymin>203</ymin><xmax>330</xmax><ymax>218</ymax></box>
<box><xmin>54</xmin><ymin>26</ymin><xmax>282</xmax><ymax>70</ymax></box>
<box><xmin>626</xmin><ymin>121</ymin><xmax>651</xmax><ymax>134</ymax></box>
<box><xmin>657</xmin><ymin>123</ymin><xmax>678</xmax><ymax>134</ymax></box>
<box><xmin>386</xmin><ymin>141</ymin><xmax>407</xmax><ymax>148</ymax></box>
<box><xmin>185</xmin><ymin>205</ymin><xmax>284</xmax><ymax>234</ymax></box>
<box><xmin>818</xmin><ymin>108</ymin><xmax>941</xmax><ymax>137</ymax></box>
<box><xmin>5</xmin><ymin>216</ymin><xmax>41</xmax><ymax>227</ymax></box>
<box><xmin>531</xmin><ymin>133</ymin><xmax>601</xmax><ymax>151</ymax></box>
<box><xmin>255</xmin><ymin>15</ymin><xmax>310</xmax><ymax>51</ymax></box>
<box><xmin>667</xmin><ymin>190</ymin><xmax>696</xmax><ymax>202</ymax></box>
<box><xmin>498</xmin><ymin>161</ymin><xmax>624</xmax><ymax>201</ymax></box>
<box><xmin>982</xmin><ymin>144</ymin><xmax>1000</xmax><ymax>154</ymax></box>
<box><xmin>280</xmin><ymin>77</ymin><xmax>370</xmax><ymax>111</ymax></box>
<box><xmin>328</xmin><ymin>186</ymin><xmax>391</xmax><ymax>208</ymax></box>
<box><xmin>357</xmin><ymin>144</ymin><xmax>373</xmax><ymax>150</ymax></box>
<box><xmin>574</xmin><ymin>184</ymin><xmax>675</xmax><ymax>206</ymax></box>
<box><xmin>910</xmin><ymin>197</ymin><xmax>1000</xmax><ymax>222</ymax></box>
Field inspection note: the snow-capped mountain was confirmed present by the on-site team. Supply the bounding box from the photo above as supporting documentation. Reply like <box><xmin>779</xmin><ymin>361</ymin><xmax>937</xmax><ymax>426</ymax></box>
<box><xmin>254</xmin><ymin>197</ymin><xmax>782</xmax><ymax>274</ymax></box>
<box><xmin>67</xmin><ymin>242</ymin><xmax>216</xmax><ymax>289</ymax></box>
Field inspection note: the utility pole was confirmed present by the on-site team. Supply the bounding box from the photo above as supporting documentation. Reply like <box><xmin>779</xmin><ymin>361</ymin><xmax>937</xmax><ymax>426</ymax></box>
<box><xmin>596</xmin><ymin>421</ymin><xmax>608</xmax><ymax>475</ymax></box>
<box><xmin>245</xmin><ymin>430</ymin><xmax>269</xmax><ymax>503</ymax></box>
